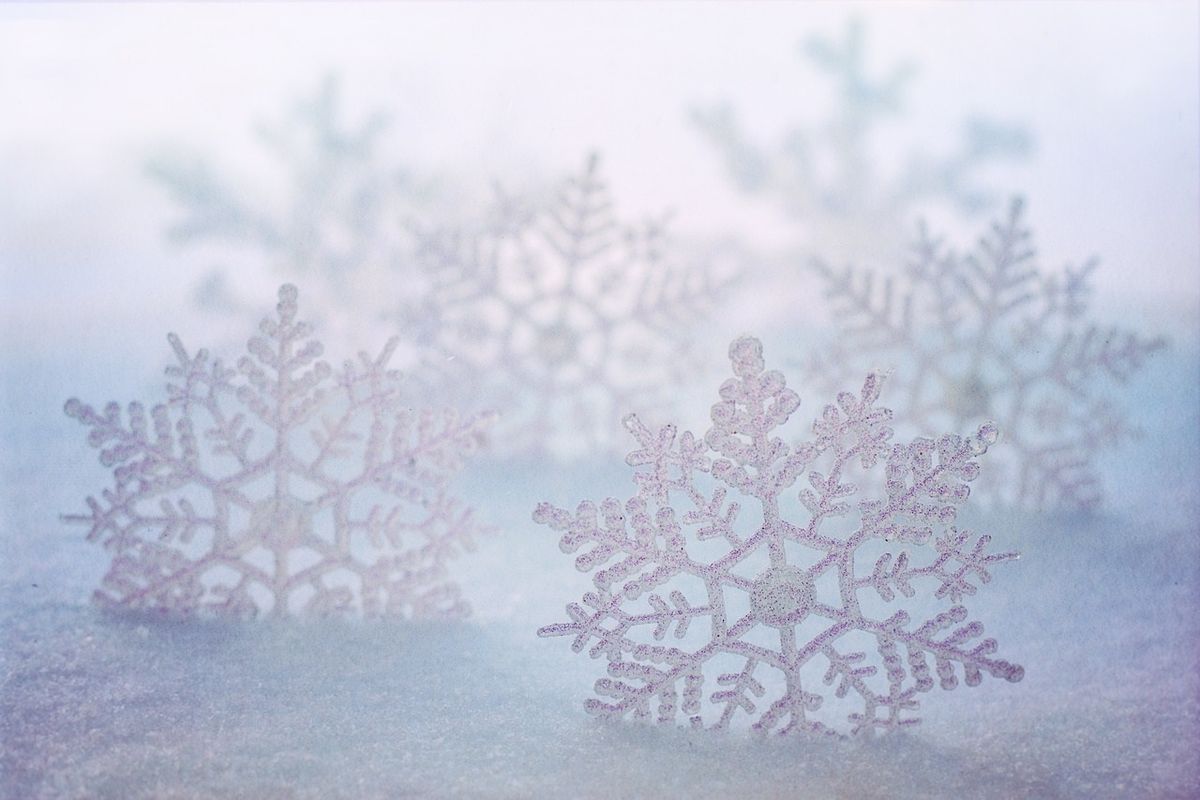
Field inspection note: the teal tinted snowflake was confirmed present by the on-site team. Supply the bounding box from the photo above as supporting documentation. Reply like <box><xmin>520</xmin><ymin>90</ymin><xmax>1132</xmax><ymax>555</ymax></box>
<box><xmin>805</xmin><ymin>200</ymin><xmax>1166</xmax><ymax>510</ymax></box>
<box><xmin>405</xmin><ymin>155</ymin><xmax>735</xmax><ymax>458</ymax></box>
<box><xmin>64</xmin><ymin>285</ymin><xmax>494</xmax><ymax>618</ymax></box>
<box><xmin>692</xmin><ymin>18</ymin><xmax>1031</xmax><ymax>264</ymax></box>
<box><xmin>148</xmin><ymin>76</ymin><xmax>430</xmax><ymax>328</ymax></box>
<box><xmin>537</xmin><ymin>336</ymin><xmax>1021</xmax><ymax>735</ymax></box>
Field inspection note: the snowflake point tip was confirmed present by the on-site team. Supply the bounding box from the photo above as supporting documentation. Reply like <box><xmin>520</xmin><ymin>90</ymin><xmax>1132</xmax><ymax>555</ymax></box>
<box><xmin>538</xmin><ymin>333</ymin><xmax>1022</xmax><ymax>735</ymax></box>
<box><xmin>65</xmin><ymin>284</ymin><xmax>487</xmax><ymax>620</ymax></box>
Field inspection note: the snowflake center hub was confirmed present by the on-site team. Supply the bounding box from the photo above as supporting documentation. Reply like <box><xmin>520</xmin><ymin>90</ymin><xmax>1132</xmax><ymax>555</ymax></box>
<box><xmin>248</xmin><ymin>496</ymin><xmax>314</xmax><ymax>548</ymax></box>
<box><xmin>750</xmin><ymin>565</ymin><xmax>815</xmax><ymax>627</ymax></box>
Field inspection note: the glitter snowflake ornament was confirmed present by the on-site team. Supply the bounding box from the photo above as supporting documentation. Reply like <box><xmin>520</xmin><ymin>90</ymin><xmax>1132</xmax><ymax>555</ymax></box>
<box><xmin>692</xmin><ymin>18</ymin><xmax>1030</xmax><ymax>265</ymax></box>
<box><xmin>806</xmin><ymin>200</ymin><xmax>1166</xmax><ymax>510</ymax></box>
<box><xmin>406</xmin><ymin>154</ymin><xmax>735</xmax><ymax>458</ymax></box>
<box><xmin>536</xmin><ymin>336</ymin><xmax>1022</xmax><ymax>735</ymax></box>
<box><xmin>64</xmin><ymin>285</ymin><xmax>494</xmax><ymax>619</ymax></box>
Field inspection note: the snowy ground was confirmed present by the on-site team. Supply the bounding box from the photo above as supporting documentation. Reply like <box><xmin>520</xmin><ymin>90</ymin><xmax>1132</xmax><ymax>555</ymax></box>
<box><xmin>3</xmin><ymin>4</ymin><xmax>1198</xmax><ymax>797</ymax></box>
<box><xmin>2</xmin><ymin>346</ymin><xmax>1198</xmax><ymax>799</ymax></box>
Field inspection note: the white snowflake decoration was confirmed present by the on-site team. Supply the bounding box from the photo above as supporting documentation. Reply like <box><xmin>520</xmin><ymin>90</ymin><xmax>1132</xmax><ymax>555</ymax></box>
<box><xmin>536</xmin><ymin>336</ymin><xmax>1022</xmax><ymax>736</ymax></box>
<box><xmin>692</xmin><ymin>18</ymin><xmax>1031</xmax><ymax>264</ymax></box>
<box><xmin>64</xmin><ymin>285</ymin><xmax>494</xmax><ymax>619</ymax></box>
<box><xmin>148</xmin><ymin>76</ymin><xmax>430</xmax><ymax>332</ymax></box>
<box><xmin>806</xmin><ymin>200</ymin><xmax>1166</xmax><ymax>510</ymax></box>
<box><xmin>406</xmin><ymin>154</ymin><xmax>735</xmax><ymax>458</ymax></box>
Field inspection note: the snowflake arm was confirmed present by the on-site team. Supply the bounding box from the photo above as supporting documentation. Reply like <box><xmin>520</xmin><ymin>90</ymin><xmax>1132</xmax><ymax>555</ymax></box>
<box><xmin>406</xmin><ymin>154</ymin><xmax>738</xmax><ymax>458</ymax></box>
<box><xmin>807</xmin><ymin>200</ymin><xmax>1166</xmax><ymax>510</ymax></box>
<box><xmin>692</xmin><ymin>19</ymin><xmax>1030</xmax><ymax>262</ymax></box>
<box><xmin>537</xmin><ymin>336</ymin><xmax>1022</xmax><ymax>735</ymax></box>
<box><xmin>64</xmin><ymin>284</ymin><xmax>494</xmax><ymax>619</ymax></box>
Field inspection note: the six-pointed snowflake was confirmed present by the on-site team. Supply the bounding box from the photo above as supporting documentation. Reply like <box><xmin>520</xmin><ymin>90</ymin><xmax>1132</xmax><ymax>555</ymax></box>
<box><xmin>692</xmin><ymin>18</ymin><xmax>1031</xmax><ymax>264</ymax></box>
<box><xmin>805</xmin><ymin>199</ymin><xmax>1166</xmax><ymax>510</ymax></box>
<box><xmin>536</xmin><ymin>335</ymin><xmax>1022</xmax><ymax>735</ymax></box>
<box><xmin>404</xmin><ymin>154</ymin><xmax>736</xmax><ymax>458</ymax></box>
<box><xmin>148</xmin><ymin>76</ymin><xmax>432</xmax><ymax>333</ymax></box>
<box><xmin>64</xmin><ymin>284</ymin><xmax>494</xmax><ymax>619</ymax></box>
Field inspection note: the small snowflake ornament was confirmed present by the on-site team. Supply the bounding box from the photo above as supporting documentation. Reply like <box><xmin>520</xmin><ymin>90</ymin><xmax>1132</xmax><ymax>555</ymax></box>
<box><xmin>692</xmin><ymin>18</ymin><xmax>1030</xmax><ymax>264</ymax></box>
<box><xmin>405</xmin><ymin>154</ymin><xmax>736</xmax><ymax>458</ymax></box>
<box><xmin>806</xmin><ymin>200</ymin><xmax>1166</xmax><ymax>510</ymax></box>
<box><xmin>536</xmin><ymin>336</ymin><xmax>1021</xmax><ymax>735</ymax></box>
<box><xmin>64</xmin><ymin>285</ymin><xmax>494</xmax><ymax>619</ymax></box>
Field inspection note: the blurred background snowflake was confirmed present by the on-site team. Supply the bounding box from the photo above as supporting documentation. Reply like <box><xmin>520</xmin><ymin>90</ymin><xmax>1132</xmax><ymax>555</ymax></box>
<box><xmin>1</xmin><ymin>3</ymin><xmax>1198</xmax><ymax>798</ymax></box>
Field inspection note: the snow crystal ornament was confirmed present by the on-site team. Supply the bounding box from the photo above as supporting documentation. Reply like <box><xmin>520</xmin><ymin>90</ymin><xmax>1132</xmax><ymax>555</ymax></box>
<box><xmin>64</xmin><ymin>285</ymin><xmax>494</xmax><ymax>619</ymax></box>
<box><xmin>405</xmin><ymin>154</ymin><xmax>736</xmax><ymax>459</ymax></box>
<box><xmin>536</xmin><ymin>336</ymin><xmax>1022</xmax><ymax>735</ymax></box>
<box><xmin>148</xmin><ymin>76</ymin><xmax>432</xmax><ymax>337</ymax></box>
<box><xmin>692</xmin><ymin>18</ymin><xmax>1031</xmax><ymax>265</ymax></box>
<box><xmin>805</xmin><ymin>200</ymin><xmax>1166</xmax><ymax>510</ymax></box>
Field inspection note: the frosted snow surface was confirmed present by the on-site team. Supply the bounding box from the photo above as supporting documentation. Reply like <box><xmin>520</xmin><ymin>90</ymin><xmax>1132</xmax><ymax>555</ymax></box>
<box><xmin>3</xmin><ymin>341</ymin><xmax>1198</xmax><ymax>798</ymax></box>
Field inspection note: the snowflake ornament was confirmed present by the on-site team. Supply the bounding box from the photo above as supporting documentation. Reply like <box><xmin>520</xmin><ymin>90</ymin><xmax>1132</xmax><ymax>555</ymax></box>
<box><xmin>64</xmin><ymin>285</ymin><xmax>494</xmax><ymax>619</ymax></box>
<box><xmin>148</xmin><ymin>76</ymin><xmax>430</xmax><ymax>334</ymax></box>
<box><xmin>806</xmin><ymin>200</ymin><xmax>1166</xmax><ymax>510</ymax></box>
<box><xmin>692</xmin><ymin>18</ymin><xmax>1031</xmax><ymax>264</ymax></box>
<box><xmin>536</xmin><ymin>336</ymin><xmax>1022</xmax><ymax>736</ymax></box>
<box><xmin>405</xmin><ymin>154</ymin><xmax>736</xmax><ymax>458</ymax></box>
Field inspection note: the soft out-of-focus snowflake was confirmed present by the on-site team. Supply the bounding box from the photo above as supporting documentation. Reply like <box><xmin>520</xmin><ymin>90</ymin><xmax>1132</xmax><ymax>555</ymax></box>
<box><xmin>692</xmin><ymin>18</ymin><xmax>1031</xmax><ymax>264</ymax></box>
<box><xmin>64</xmin><ymin>285</ymin><xmax>494</xmax><ymax>619</ymax></box>
<box><xmin>404</xmin><ymin>154</ymin><xmax>738</xmax><ymax>459</ymax></box>
<box><xmin>805</xmin><ymin>200</ymin><xmax>1166</xmax><ymax>511</ymax></box>
<box><xmin>536</xmin><ymin>336</ymin><xmax>1021</xmax><ymax>735</ymax></box>
<box><xmin>147</xmin><ymin>76</ymin><xmax>432</xmax><ymax>333</ymax></box>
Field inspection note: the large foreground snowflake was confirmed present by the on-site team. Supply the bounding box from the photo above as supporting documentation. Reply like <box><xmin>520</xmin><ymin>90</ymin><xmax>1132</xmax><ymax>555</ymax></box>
<box><xmin>692</xmin><ymin>18</ymin><xmax>1030</xmax><ymax>264</ymax></box>
<box><xmin>806</xmin><ymin>200</ymin><xmax>1166</xmax><ymax>510</ymax></box>
<box><xmin>536</xmin><ymin>336</ymin><xmax>1022</xmax><ymax>735</ymax></box>
<box><xmin>64</xmin><ymin>285</ymin><xmax>494</xmax><ymax>619</ymax></box>
<box><xmin>405</xmin><ymin>154</ymin><xmax>735</xmax><ymax>458</ymax></box>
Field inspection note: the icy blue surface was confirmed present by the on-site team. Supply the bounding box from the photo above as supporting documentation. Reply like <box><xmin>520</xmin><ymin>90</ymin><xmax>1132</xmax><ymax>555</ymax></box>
<box><xmin>2</xmin><ymin>344</ymin><xmax>1198</xmax><ymax>798</ymax></box>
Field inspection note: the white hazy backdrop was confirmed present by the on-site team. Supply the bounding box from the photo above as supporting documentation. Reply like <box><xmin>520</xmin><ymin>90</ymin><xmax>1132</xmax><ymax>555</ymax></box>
<box><xmin>2</xmin><ymin>5</ymin><xmax>1199</xmax><ymax>799</ymax></box>
<box><xmin>1</xmin><ymin>1</ymin><xmax>1197</xmax><ymax>353</ymax></box>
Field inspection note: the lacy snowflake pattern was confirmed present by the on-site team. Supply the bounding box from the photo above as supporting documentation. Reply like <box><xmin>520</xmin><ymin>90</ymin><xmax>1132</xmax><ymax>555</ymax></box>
<box><xmin>536</xmin><ymin>336</ymin><xmax>1022</xmax><ymax>735</ymax></box>
<box><xmin>148</xmin><ymin>76</ymin><xmax>428</xmax><ymax>328</ymax></box>
<box><xmin>806</xmin><ymin>200</ymin><xmax>1166</xmax><ymax>510</ymax></box>
<box><xmin>406</xmin><ymin>154</ymin><xmax>734</xmax><ymax>458</ymax></box>
<box><xmin>64</xmin><ymin>285</ymin><xmax>494</xmax><ymax>619</ymax></box>
<box><xmin>692</xmin><ymin>18</ymin><xmax>1031</xmax><ymax>263</ymax></box>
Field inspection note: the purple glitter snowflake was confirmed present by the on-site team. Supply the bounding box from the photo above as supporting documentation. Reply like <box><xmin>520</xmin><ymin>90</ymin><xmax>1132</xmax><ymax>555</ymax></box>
<box><xmin>64</xmin><ymin>285</ymin><xmax>494</xmax><ymax>619</ymax></box>
<box><xmin>806</xmin><ymin>200</ymin><xmax>1166</xmax><ymax>510</ymax></box>
<box><xmin>536</xmin><ymin>336</ymin><xmax>1022</xmax><ymax>735</ymax></box>
<box><xmin>405</xmin><ymin>154</ymin><xmax>735</xmax><ymax>458</ymax></box>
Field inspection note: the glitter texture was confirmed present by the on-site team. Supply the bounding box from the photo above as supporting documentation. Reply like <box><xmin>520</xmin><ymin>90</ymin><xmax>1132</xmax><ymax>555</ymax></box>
<box><xmin>64</xmin><ymin>285</ymin><xmax>494</xmax><ymax>618</ymax></box>
<box><xmin>536</xmin><ymin>336</ymin><xmax>1021</xmax><ymax>735</ymax></box>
